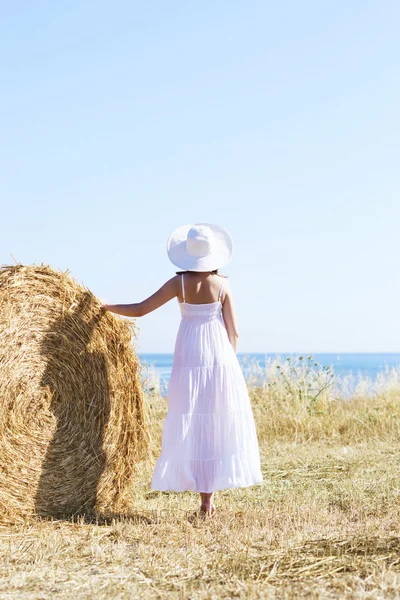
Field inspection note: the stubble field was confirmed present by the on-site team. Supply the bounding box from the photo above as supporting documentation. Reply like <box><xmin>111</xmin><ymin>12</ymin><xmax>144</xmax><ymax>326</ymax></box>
<box><xmin>1</xmin><ymin>357</ymin><xmax>400</xmax><ymax>599</ymax></box>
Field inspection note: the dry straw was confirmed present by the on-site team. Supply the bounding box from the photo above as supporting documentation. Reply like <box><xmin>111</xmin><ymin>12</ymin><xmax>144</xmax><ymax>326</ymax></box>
<box><xmin>0</xmin><ymin>264</ymin><xmax>150</xmax><ymax>523</ymax></box>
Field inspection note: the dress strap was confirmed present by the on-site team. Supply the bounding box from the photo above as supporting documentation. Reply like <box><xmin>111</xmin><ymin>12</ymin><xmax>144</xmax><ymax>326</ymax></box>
<box><xmin>218</xmin><ymin>278</ymin><xmax>225</xmax><ymax>302</ymax></box>
<box><xmin>181</xmin><ymin>273</ymin><xmax>185</xmax><ymax>303</ymax></box>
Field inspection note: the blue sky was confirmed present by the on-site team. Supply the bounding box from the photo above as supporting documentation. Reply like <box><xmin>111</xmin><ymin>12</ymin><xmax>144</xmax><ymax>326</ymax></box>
<box><xmin>1</xmin><ymin>1</ymin><xmax>399</xmax><ymax>352</ymax></box>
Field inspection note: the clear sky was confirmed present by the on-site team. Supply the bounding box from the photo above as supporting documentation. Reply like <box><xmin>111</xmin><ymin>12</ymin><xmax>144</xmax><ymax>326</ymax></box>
<box><xmin>1</xmin><ymin>1</ymin><xmax>399</xmax><ymax>353</ymax></box>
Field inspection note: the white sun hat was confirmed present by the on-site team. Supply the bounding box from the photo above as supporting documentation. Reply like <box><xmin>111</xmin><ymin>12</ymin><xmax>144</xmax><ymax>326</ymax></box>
<box><xmin>167</xmin><ymin>223</ymin><xmax>233</xmax><ymax>272</ymax></box>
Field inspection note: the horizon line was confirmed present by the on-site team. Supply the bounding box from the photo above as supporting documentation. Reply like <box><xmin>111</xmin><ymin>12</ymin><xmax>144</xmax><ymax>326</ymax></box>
<box><xmin>137</xmin><ymin>351</ymin><xmax>400</xmax><ymax>355</ymax></box>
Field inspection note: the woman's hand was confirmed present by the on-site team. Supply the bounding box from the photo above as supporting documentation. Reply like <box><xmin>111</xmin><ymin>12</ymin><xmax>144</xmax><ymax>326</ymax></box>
<box><xmin>99</xmin><ymin>303</ymin><xmax>142</xmax><ymax>317</ymax></box>
<box><xmin>98</xmin><ymin>299</ymin><xmax>109</xmax><ymax>311</ymax></box>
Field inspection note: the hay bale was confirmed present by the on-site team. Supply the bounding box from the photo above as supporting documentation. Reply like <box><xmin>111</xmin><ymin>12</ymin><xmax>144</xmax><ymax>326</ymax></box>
<box><xmin>0</xmin><ymin>264</ymin><xmax>149</xmax><ymax>523</ymax></box>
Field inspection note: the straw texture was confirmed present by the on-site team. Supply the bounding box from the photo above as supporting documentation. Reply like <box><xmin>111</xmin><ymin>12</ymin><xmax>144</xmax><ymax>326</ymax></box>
<box><xmin>0</xmin><ymin>264</ymin><xmax>149</xmax><ymax>523</ymax></box>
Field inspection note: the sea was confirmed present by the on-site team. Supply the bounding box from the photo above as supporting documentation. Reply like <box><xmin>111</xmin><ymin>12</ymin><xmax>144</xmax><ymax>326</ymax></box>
<box><xmin>138</xmin><ymin>352</ymin><xmax>400</xmax><ymax>396</ymax></box>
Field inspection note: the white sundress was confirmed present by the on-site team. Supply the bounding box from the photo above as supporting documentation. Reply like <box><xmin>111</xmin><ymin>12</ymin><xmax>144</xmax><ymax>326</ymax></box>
<box><xmin>150</xmin><ymin>274</ymin><xmax>263</xmax><ymax>493</ymax></box>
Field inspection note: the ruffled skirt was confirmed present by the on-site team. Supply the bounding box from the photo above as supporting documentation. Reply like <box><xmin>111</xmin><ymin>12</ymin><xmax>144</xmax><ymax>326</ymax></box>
<box><xmin>150</xmin><ymin>313</ymin><xmax>263</xmax><ymax>493</ymax></box>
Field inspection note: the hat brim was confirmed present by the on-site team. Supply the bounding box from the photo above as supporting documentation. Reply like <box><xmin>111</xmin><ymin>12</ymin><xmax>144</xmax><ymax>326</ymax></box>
<box><xmin>167</xmin><ymin>223</ymin><xmax>233</xmax><ymax>271</ymax></box>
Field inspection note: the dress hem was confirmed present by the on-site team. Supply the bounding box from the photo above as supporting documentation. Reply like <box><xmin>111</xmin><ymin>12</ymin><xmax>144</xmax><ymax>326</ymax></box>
<box><xmin>150</xmin><ymin>477</ymin><xmax>264</xmax><ymax>493</ymax></box>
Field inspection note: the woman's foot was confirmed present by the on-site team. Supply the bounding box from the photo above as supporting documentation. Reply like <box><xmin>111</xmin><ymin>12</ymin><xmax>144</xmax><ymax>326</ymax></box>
<box><xmin>199</xmin><ymin>503</ymin><xmax>216</xmax><ymax>518</ymax></box>
<box><xmin>188</xmin><ymin>503</ymin><xmax>216</xmax><ymax>523</ymax></box>
<box><xmin>200</xmin><ymin>492</ymin><xmax>215</xmax><ymax>513</ymax></box>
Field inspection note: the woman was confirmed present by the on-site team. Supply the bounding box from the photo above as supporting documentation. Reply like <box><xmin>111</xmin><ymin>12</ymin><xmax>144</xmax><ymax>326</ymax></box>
<box><xmin>103</xmin><ymin>223</ymin><xmax>263</xmax><ymax>519</ymax></box>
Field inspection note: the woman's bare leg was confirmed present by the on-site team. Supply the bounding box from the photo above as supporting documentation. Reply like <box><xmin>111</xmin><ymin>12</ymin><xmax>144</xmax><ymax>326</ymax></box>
<box><xmin>200</xmin><ymin>492</ymin><xmax>215</xmax><ymax>515</ymax></box>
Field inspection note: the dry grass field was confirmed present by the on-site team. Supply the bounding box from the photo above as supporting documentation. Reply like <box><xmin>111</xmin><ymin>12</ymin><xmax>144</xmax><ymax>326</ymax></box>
<box><xmin>1</xmin><ymin>357</ymin><xmax>400</xmax><ymax>599</ymax></box>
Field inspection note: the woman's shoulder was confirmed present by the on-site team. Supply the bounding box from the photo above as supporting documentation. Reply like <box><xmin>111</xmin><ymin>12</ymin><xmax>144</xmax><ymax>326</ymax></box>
<box><xmin>215</xmin><ymin>272</ymin><xmax>229</xmax><ymax>281</ymax></box>
<box><xmin>161</xmin><ymin>274</ymin><xmax>181</xmax><ymax>291</ymax></box>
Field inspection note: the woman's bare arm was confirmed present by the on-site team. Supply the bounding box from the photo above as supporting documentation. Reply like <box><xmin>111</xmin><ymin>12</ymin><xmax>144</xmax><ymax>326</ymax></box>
<box><xmin>102</xmin><ymin>277</ymin><xmax>178</xmax><ymax>317</ymax></box>
<box><xmin>221</xmin><ymin>284</ymin><xmax>239</xmax><ymax>352</ymax></box>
